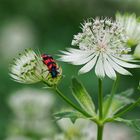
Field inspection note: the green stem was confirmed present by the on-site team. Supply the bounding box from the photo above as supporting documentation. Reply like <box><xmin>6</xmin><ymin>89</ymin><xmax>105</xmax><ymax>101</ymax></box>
<box><xmin>55</xmin><ymin>87</ymin><xmax>91</xmax><ymax>117</ymax></box>
<box><xmin>97</xmin><ymin>125</ymin><xmax>104</xmax><ymax>140</ymax></box>
<box><xmin>104</xmin><ymin>76</ymin><xmax>119</xmax><ymax>117</ymax></box>
<box><xmin>114</xmin><ymin>97</ymin><xmax>140</xmax><ymax>118</ymax></box>
<box><xmin>98</xmin><ymin>79</ymin><xmax>103</xmax><ymax>120</ymax></box>
<box><xmin>97</xmin><ymin>79</ymin><xmax>104</xmax><ymax>140</ymax></box>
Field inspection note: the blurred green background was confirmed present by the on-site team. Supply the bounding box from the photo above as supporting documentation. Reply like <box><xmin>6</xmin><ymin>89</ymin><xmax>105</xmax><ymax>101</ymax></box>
<box><xmin>1</xmin><ymin>0</ymin><xmax>140</xmax><ymax>139</ymax></box>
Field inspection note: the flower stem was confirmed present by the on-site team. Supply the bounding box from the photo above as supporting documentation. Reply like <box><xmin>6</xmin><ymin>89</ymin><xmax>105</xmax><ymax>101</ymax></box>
<box><xmin>104</xmin><ymin>76</ymin><xmax>119</xmax><ymax>117</ymax></box>
<box><xmin>55</xmin><ymin>87</ymin><xmax>91</xmax><ymax>117</ymax></box>
<box><xmin>97</xmin><ymin>124</ymin><xmax>104</xmax><ymax>140</ymax></box>
<box><xmin>98</xmin><ymin>79</ymin><xmax>103</xmax><ymax>120</ymax></box>
<box><xmin>114</xmin><ymin>97</ymin><xmax>140</xmax><ymax>118</ymax></box>
<box><xmin>97</xmin><ymin>79</ymin><xmax>104</xmax><ymax>140</ymax></box>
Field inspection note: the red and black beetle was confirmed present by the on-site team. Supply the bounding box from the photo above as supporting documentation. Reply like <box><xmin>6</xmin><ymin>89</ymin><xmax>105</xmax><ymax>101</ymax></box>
<box><xmin>41</xmin><ymin>54</ymin><xmax>59</xmax><ymax>78</ymax></box>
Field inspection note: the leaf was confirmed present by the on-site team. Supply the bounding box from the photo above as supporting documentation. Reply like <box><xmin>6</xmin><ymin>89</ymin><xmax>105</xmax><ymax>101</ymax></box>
<box><xmin>54</xmin><ymin>111</ymin><xmax>85</xmax><ymax>123</ymax></box>
<box><xmin>72</xmin><ymin>78</ymin><xmax>96</xmax><ymax>116</ymax></box>
<box><xmin>115</xmin><ymin>118</ymin><xmax>140</xmax><ymax>132</ymax></box>
<box><xmin>103</xmin><ymin>89</ymin><xmax>134</xmax><ymax>117</ymax></box>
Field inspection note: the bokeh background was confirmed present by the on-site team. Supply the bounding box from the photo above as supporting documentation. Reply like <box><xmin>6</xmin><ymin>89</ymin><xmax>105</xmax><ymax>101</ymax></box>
<box><xmin>1</xmin><ymin>0</ymin><xmax>140</xmax><ymax>139</ymax></box>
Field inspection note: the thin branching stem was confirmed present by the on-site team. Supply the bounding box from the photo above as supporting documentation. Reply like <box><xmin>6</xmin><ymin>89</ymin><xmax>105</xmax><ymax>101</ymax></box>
<box><xmin>114</xmin><ymin>97</ymin><xmax>140</xmax><ymax>118</ymax></box>
<box><xmin>55</xmin><ymin>86</ymin><xmax>92</xmax><ymax>118</ymax></box>
<box><xmin>104</xmin><ymin>76</ymin><xmax>119</xmax><ymax>117</ymax></box>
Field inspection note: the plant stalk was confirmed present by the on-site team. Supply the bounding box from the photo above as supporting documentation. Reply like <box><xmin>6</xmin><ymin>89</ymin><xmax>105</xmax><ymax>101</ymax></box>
<box><xmin>97</xmin><ymin>79</ymin><xmax>104</xmax><ymax>140</ymax></box>
<box><xmin>97</xmin><ymin>124</ymin><xmax>104</xmax><ymax>140</ymax></box>
<box><xmin>98</xmin><ymin>78</ymin><xmax>103</xmax><ymax>120</ymax></box>
<box><xmin>55</xmin><ymin>87</ymin><xmax>91</xmax><ymax>117</ymax></box>
<box><xmin>104</xmin><ymin>76</ymin><xmax>119</xmax><ymax>117</ymax></box>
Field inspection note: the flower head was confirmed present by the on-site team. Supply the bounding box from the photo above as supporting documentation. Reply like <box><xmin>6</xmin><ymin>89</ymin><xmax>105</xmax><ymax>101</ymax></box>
<box><xmin>7</xmin><ymin>88</ymin><xmax>56</xmax><ymax>137</ymax></box>
<box><xmin>60</xmin><ymin>18</ymin><xmax>140</xmax><ymax>80</ymax></box>
<box><xmin>9</xmin><ymin>88</ymin><xmax>55</xmax><ymax>118</ymax></box>
<box><xmin>10</xmin><ymin>49</ymin><xmax>62</xmax><ymax>86</ymax></box>
<box><xmin>116</xmin><ymin>13</ymin><xmax>140</xmax><ymax>47</ymax></box>
<box><xmin>56</xmin><ymin>119</ymin><xmax>135</xmax><ymax>140</ymax></box>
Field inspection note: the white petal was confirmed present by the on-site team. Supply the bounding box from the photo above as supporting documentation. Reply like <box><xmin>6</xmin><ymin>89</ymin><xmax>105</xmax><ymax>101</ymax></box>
<box><xmin>10</xmin><ymin>73</ymin><xmax>20</xmax><ymax>81</ymax></box>
<box><xmin>79</xmin><ymin>54</ymin><xmax>99</xmax><ymax>74</ymax></box>
<box><xmin>67</xmin><ymin>48</ymin><xmax>92</xmax><ymax>54</ymax></box>
<box><xmin>103</xmin><ymin>54</ymin><xmax>116</xmax><ymax>80</ymax></box>
<box><xmin>95</xmin><ymin>54</ymin><xmax>105</xmax><ymax>79</ymax></box>
<box><xmin>110</xmin><ymin>55</ymin><xmax>140</xmax><ymax>68</ymax></box>
<box><xmin>72</xmin><ymin>53</ymin><xmax>96</xmax><ymax>65</ymax></box>
<box><xmin>59</xmin><ymin>48</ymin><xmax>95</xmax><ymax>65</ymax></box>
<box><xmin>107</xmin><ymin>55</ymin><xmax>132</xmax><ymax>76</ymax></box>
<box><xmin>115</xmin><ymin>54</ymin><xmax>140</xmax><ymax>62</ymax></box>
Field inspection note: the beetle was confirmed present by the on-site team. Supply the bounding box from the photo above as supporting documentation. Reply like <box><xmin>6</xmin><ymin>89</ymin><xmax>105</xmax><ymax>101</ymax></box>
<box><xmin>41</xmin><ymin>54</ymin><xmax>59</xmax><ymax>78</ymax></box>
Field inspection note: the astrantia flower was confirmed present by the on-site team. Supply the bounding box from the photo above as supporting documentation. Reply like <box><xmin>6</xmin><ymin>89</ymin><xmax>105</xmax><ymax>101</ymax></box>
<box><xmin>59</xmin><ymin>18</ymin><xmax>140</xmax><ymax>80</ymax></box>
<box><xmin>116</xmin><ymin>13</ymin><xmax>140</xmax><ymax>47</ymax></box>
<box><xmin>8</xmin><ymin>88</ymin><xmax>56</xmax><ymax>136</ymax></box>
<box><xmin>10</xmin><ymin>49</ymin><xmax>62</xmax><ymax>86</ymax></box>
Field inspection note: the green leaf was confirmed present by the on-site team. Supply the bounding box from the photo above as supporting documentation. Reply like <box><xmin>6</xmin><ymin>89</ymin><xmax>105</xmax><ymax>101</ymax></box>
<box><xmin>103</xmin><ymin>89</ymin><xmax>134</xmax><ymax>117</ymax></box>
<box><xmin>72</xmin><ymin>78</ymin><xmax>96</xmax><ymax>116</ymax></box>
<box><xmin>115</xmin><ymin>118</ymin><xmax>140</xmax><ymax>132</ymax></box>
<box><xmin>54</xmin><ymin>111</ymin><xmax>85</xmax><ymax>123</ymax></box>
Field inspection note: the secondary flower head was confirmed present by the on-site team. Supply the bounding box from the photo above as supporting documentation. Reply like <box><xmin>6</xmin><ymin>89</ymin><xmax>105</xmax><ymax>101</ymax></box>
<box><xmin>116</xmin><ymin>13</ymin><xmax>140</xmax><ymax>47</ymax></box>
<box><xmin>10</xmin><ymin>49</ymin><xmax>62</xmax><ymax>86</ymax></box>
<box><xmin>60</xmin><ymin>18</ymin><xmax>140</xmax><ymax>80</ymax></box>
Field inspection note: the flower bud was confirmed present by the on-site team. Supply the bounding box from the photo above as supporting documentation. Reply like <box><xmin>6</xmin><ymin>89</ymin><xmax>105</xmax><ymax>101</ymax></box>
<box><xmin>10</xmin><ymin>49</ymin><xmax>62</xmax><ymax>87</ymax></box>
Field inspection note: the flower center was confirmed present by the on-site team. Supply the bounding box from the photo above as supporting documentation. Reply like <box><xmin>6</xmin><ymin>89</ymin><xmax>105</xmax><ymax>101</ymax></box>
<box><xmin>97</xmin><ymin>42</ymin><xmax>107</xmax><ymax>53</ymax></box>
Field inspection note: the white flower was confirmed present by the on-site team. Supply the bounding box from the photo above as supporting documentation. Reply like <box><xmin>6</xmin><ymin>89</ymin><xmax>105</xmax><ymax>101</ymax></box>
<box><xmin>8</xmin><ymin>88</ymin><xmax>56</xmax><ymax>136</ymax></box>
<box><xmin>56</xmin><ymin>119</ymin><xmax>136</xmax><ymax>140</ymax></box>
<box><xmin>82</xmin><ymin>123</ymin><xmax>136</xmax><ymax>140</ymax></box>
<box><xmin>10</xmin><ymin>49</ymin><xmax>62</xmax><ymax>86</ymax></box>
<box><xmin>57</xmin><ymin>118</ymin><xmax>89</xmax><ymax>140</ymax></box>
<box><xmin>116</xmin><ymin>13</ymin><xmax>140</xmax><ymax>46</ymax></box>
<box><xmin>8</xmin><ymin>88</ymin><xmax>55</xmax><ymax>119</ymax></box>
<box><xmin>57</xmin><ymin>118</ymin><xmax>88</xmax><ymax>133</ymax></box>
<box><xmin>59</xmin><ymin>18</ymin><xmax>140</xmax><ymax>80</ymax></box>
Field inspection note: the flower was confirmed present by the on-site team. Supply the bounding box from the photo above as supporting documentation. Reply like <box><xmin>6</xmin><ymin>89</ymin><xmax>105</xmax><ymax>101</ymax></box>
<box><xmin>82</xmin><ymin>122</ymin><xmax>136</xmax><ymax>140</ymax></box>
<box><xmin>10</xmin><ymin>49</ymin><xmax>62</xmax><ymax>86</ymax></box>
<box><xmin>59</xmin><ymin>18</ymin><xmax>140</xmax><ymax>80</ymax></box>
<box><xmin>57</xmin><ymin>118</ymin><xmax>89</xmax><ymax>139</ymax></box>
<box><xmin>116</xmin><ymin>13</ymin><xmax>140</xmax><ymax>47</ymax></box>
<box><xmin>8</xmin><ymin>88</ymin><xmax>55</xmax><ymax>119</ymax></box>
<box><xmin>7</xmin><ymin>88</ymin><xmax>56</xmax><ymax>137</ymax></box>
<box><xmin>56</xmin><ymin>118</ymin><xmax>136</xmax><ymax>140</ymax></box>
